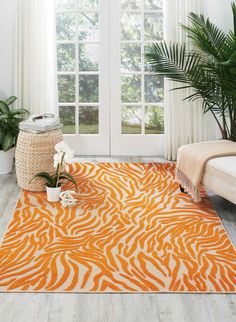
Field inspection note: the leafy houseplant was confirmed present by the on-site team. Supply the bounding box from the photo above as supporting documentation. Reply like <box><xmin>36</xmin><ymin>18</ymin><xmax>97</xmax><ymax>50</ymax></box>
<box><xmin>145</xmin><ymin>3</ymin><xmax>236</xmax><ymax>141</ymax></box>
<box><xmin>0</xmin><ymin>96</ymin><xmax>29</xmax><ymax>174</ymax></box>
<box><xmin>31</xmin><ymin>141</ymin><xmax>77</xmax><ymax>202</ymax></box>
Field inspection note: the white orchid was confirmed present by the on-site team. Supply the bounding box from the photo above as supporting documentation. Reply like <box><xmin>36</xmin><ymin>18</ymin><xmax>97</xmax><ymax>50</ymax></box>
<box><xmin>54</xmin><ymin>141</ymin><xmax>74</xmax><ymax>169</ymax></box>
<box><xmin>53</xmin><ymin>153</ymin><xmax>61</xmax><ymax>168</ymax></box>
<box><xmin>55</xmin><ymin>141</ymin><xmax>71</xmax><ymax>154</ymax></box>
<box><xmin>31</xmin><ymin>141</ymin><xmax>76</xmax><ymax>189</ymax></box>
<box><xmin>64</xmin><ymin>150</ymin><xmax>74</xmax><ymax>164</ymax></box>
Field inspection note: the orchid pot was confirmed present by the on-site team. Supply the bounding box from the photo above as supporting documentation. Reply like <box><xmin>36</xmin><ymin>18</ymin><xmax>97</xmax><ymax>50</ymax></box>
<box><xmin>30</xmin><ymin>141</ymin><xmax>77</xmax><ymax>203</ymax></box>
<box><xmin>46</xmin><ymin>185</ymin><xmax>62</xmax><ymax>202</ymax></box>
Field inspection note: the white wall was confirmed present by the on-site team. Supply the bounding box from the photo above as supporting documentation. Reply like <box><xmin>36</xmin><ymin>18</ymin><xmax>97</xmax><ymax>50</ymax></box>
<box><xmin>0</xmin><ymin>0</ymin><xmax>17</xmax><ymax>100</ymax></box>
<box><xmin>206</xmin><ymin>0</ymin><xmax>233</xmax><ymax>32</ymax></box>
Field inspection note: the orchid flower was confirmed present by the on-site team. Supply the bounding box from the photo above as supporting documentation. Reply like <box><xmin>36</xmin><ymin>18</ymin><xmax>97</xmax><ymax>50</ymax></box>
<box><xmin>30</xmin><ymin>141</ymin><xmax>76</xmax><ymax>189</ymax></box>
<box><xmin>54</xmin><ymin>141</ymin><xmax>74</xmax><ymax>170</ymax></box>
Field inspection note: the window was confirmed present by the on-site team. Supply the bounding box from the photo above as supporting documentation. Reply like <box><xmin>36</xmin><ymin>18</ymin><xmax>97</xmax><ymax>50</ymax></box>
<box><xmin>120</xmin><ymin>0</ymin><xmax>164</xmax><ymax>135</ymax></box>
<box><xmin>56</xmin><ymin>0</ymin><xmax>164</xmax><ymax>156</ymax></box>
<box><xmin>56</xmin><ymin>0</ymin><xmax>100</xmax><ymax>135</ymax></box>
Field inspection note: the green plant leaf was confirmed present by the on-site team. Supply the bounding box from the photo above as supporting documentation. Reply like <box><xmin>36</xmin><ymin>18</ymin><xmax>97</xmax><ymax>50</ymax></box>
<box><xmin>0</xmin><ymin>114</ymin><xmax>9</xmax><ymax>121</ymax></box>
<box><xmin>29</xmin><ymin>172</ymin><xmax>54</xmax><ymax>186</ymax></box>
<box><xmin>2</xmin><ymin>132</ymin><xmax>15</xmax><ymax>151</ymax></box>
<box><xmin>0</xmin><ymin>101</ymin><xmax>29</xmax><ymax>150</ymax></box>
<box><xmin>144</xmin><ymin>6</ymin><xmax>236</xmax><ymax>141</ymax></box>
<box><xmin>183</xmin><ymin>13</ymin><xmax>227</xmax><ymax>61</ymax></box>
<box><xmin>145</xmin><ymin>42</ymin><xmax>202</xmax><ymax>84</ymax></box>
<box><xmin>5</xmin><ymin>96</ymin><xmax>17</xmax><ymax>106</ymax></box>
<box><xmin>0</xmin><ymin>126</ymin><xmax>5</xmax><ymax>146</ymax></box>
<box><xmin>10</xmin><ymin>109</ymin><xmax>29</xmax><ymax>117</ymax></box>
<box><xmin>51</xmin><ymin>175</ymin><xmax>59</xmax><ymax>187</ymax></box>
<box><xmin>232</xmin><ymin>2</ymin><xmax>236</xmax><ymax>36</ymax></box>
<box><xmin>0</xmin><ymin>101</ymin><xmax>10</xmax><ymax>114</ymax></box>
<box><xmin>60</xmin><ymin>172</ymin><xmax>77</xmax><ymax>188</ymax></box>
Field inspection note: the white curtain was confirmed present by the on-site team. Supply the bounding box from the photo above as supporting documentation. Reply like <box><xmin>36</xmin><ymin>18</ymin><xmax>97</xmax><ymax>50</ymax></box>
<box><xmin>17</xmin><ymin>0</ymin><xmax>58</xmax><ymax>115</ymax></box>
<box><xmin>164</xmin><ymin>0</ymin><xmax>218</xmax><ymax>161</ymax></box>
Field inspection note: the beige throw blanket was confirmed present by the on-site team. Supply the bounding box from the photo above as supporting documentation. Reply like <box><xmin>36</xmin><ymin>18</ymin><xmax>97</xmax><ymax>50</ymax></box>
<box><xmin>176</xmin><ymin>140</ymin><xmax>236</xmax><ymax>202</ymax></box>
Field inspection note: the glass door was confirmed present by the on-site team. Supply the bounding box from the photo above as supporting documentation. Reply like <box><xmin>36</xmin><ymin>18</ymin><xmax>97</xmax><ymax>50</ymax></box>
<box><xmin>110</xmin><ymin>0</ymin><xmax>164</xmax><ymax>155</ymax></box>
<box><xmin>56</xmin><ymin>0</ymin><xmax>110</xmax><ymax>155</ymax></box>
<box><xmin>56</xmin><ymin>0</ymin><xmax>164</xmax><ymax>156</ymax></box>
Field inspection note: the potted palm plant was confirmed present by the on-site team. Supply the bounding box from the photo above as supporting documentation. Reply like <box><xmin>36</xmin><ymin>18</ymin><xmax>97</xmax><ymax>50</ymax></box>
<box><xmin>30</xmin><ymin>141</ymin><xmax>77</xmax><ymax>202</ymax></box>
<box><xmin>0</xmin><ymin>96</ymin><xmax>29</xmax><ymax>174</ymax></box>
<box><xmin>145</xmin><ymin>3</ymin><xmax>236</xmax><ymax>141</ymax></box>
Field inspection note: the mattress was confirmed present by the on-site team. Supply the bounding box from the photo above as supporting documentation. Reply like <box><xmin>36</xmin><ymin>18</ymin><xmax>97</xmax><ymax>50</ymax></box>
<box><xmin>202</xmin><ymin>156</ymin><xmax>236</xmax><ymax>204</ymax></box>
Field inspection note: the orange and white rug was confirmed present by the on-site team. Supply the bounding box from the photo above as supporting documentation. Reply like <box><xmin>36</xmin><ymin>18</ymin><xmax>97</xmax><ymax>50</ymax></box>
<box><xmin>0</xmin><ymin>163</ymin><xmax>236</xmax><ymax>293</ymax></box>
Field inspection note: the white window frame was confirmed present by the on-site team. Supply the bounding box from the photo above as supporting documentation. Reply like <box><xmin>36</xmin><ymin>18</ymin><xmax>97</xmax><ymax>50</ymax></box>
<box><xmin>56</xmin><ymin>0</ymin><xmax>165</xmax><ymax>156</ymax></box>
<box><xmin>56</xmin><ymin>0</ymin><xmax>110</xmax><ymax>155</ymax></box>
<box><xmin>110</xmin><ymin>0</ymin><xmax>165</xmax><ymax>156</ymax></box>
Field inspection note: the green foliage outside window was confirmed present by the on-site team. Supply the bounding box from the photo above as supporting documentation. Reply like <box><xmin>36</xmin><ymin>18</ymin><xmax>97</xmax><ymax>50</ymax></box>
<box><xmin>56</xmin><ymin>0</ymin><xmax>164</xmax><ymax>135</ymax></box>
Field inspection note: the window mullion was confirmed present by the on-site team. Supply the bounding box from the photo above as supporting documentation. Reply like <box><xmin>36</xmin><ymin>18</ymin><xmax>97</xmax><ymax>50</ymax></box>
<box><xmin>75</xmin><ymin>1</ymin><xmax>79</xmax><ymax>135</ymax></box>
<box><xmin>141</xmin><ymin>0</ymin><xmax>145</xmax><ymax>135</ymax></box>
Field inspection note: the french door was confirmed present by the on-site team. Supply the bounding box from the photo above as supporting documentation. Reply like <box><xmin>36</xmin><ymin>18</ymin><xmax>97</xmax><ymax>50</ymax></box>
<box><xmin>56</xmin><ymin>0</ymin><xmax>164</xmax><ymax>156</ymax></box>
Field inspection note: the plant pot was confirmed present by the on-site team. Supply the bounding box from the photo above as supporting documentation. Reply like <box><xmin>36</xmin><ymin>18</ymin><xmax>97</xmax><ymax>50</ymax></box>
<box><xmin>46</xmin><ymin>186</ymin><xmax>62</xmax><ymax>202</ymax></box>
<box><xmin>0</xmin><ymin>148</ymin><xmax>14</xmax><ymax>174</ymax></box>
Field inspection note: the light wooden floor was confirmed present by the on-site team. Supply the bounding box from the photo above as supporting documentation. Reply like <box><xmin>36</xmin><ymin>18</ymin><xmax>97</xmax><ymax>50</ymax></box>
<box><xmin>0</xmin><ymin>157</ymin><xmax>236</xmax><ymax>322</ymax></box>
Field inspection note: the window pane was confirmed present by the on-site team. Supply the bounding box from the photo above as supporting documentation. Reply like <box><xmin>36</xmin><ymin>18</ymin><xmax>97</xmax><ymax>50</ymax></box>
<box><xmin>79</xmin><ymin>75</ymin><xmax>99</xmax><ymax>103</ymax></box>
<box><xmin>144</xmin><ymin>45</ymin><xmax>153</xmax><ymax>72</ymax></box>
<box><xmin>145</xmin><ymin>75</ymin><xmax>164</xmax><ymax>103</ymax></box>
<box><xmin>78</xmin><ymin>13</ymin><xmax>99</xmax><ymax>42</ymax></box>
<box><xmin>121</xmin><ymin>44</ymin><xmax>141</xmax><ymax>72</ymax></box>
<box><xmin>79</xmin><ymin>106</ymin><xmax>99</xmax><ymax>134</ymax></box>
<box><xmin>121</xmin><ymin>75</ymin><xmax>141</xmax><ymax>103</ymax></box>
<box><xmin>56</xmin><ymin>13</ymin><xmax>75</xmax><ymax>41</ymax></box>
<box><xmin>144</xmin><ymin>13</ymin><xmax>163</xmax><ymax>41</ymax></box>
<box><xmin>144</xmin><ymin>0</ymin><xmax>162</xmax><ymax>9</ymax></box>
<box><xmin>58</xmin><ymin>75</ymin><xmax>75</xmax><ymax>103</ymax></box>
<box><xmin>121</xmin><ymin>0</ymin><xmax>141</xmax><ymax>10</ymax></box>
<box><xmin>57</xmin><ymin>44</ymin><xmax>75</xmax><ymax>72</ymax></box>
<box><xmin>78</xmin><ymin>0</ymin><xmax>99</xmax><ymax>9</ymax></box>
<box><xmin>79</xmin><ymin>44</ymin><xmax>99</xmax><ymax>72</ymax></box>
<box><xmin>121</xmin><ymin>13</ymin><xmax>142</xmax><ymax>41</ymax></box>
<box><xmin>56</xmin><ymin>0</ymin><xmax>75</xmax><ymax>10</ymax></box>
<box><xmin>59</xmin><ymin>106</ymin><xmax>76</xmax><ymax>134</ymax></box>
<box><xmin>122</xmin><ymin>106</ymin><xmax>142</xmax><ymax>134</ymax></box>
<box><xmin>145</xmin><ymin>106</ymin><xmax>164</xmax><ymax>134</ymax></box>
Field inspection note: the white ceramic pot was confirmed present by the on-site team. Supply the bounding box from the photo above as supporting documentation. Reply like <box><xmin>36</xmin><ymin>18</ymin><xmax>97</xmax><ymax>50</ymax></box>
<box><xmin>46</xmin><ymin>186</ymin><xmax>62</xmax><ymax>202</ymax></box>
<box><xmin>0</xmin><ymin>148</ymin><xmax>14</xmax><ymax>174</ymax></box>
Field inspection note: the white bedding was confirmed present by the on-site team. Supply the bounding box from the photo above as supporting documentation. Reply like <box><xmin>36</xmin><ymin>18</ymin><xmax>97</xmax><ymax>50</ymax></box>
<box><xmin>202</xmin><ymin>156</ymin><xmax>236</xmax><ymax>204</ymax></box>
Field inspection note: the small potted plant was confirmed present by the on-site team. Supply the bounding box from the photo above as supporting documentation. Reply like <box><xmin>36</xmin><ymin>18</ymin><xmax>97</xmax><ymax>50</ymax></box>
<box><xmin>31</xmin><ymin>141</ymin><xmax>77</xmax><ymax>202</ymax></box>
<box><xmin>0</xmin><ymin>96</ymin><xmax>29</xmax><ymax>174</ymax></box>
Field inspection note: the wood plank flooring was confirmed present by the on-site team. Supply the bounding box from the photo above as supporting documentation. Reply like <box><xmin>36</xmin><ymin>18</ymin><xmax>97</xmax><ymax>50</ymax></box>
<box><xmin>0</xmin><ymin>157</ymin><xmax>236</xmax><ymax>322</ymax></box>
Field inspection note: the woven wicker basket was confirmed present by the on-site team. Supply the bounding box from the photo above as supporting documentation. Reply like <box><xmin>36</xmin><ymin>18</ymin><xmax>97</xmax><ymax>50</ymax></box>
<box><xmin>15</xmin><ymin>129</ymin><xmax>63</xmax><ymax>192</ymax></box>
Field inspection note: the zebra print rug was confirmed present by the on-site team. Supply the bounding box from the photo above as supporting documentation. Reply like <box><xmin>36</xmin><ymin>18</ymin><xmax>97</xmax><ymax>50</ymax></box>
<box><xmin>0</xmin><ymin>163</ymin><xmax>235</xmax><ymax>293</ymax></box>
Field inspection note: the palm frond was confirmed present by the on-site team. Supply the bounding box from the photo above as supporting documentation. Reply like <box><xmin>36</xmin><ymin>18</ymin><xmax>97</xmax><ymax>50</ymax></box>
<box><xmin>220</xmin><ymin>31</ymin><xmax>236</xmax><ymax>61</ymax></box>
<box><xmin>183</xmin><ymin>13</ymin><xmax>226</xmax><ymax>60</ymax></box>
<box><xmin>232</xmin><ymin>2</ymin><xmax>236</xmax><ymax>36</ymax></box>
<box><xmin>145</xmin><ymin>42</ymin><xmax>202</xmax><ymax>84</ymax></box>
<box><xmin>145</xmin><ymin>6</ymin><xmax>236</xmax><ymax>141</ymax></box>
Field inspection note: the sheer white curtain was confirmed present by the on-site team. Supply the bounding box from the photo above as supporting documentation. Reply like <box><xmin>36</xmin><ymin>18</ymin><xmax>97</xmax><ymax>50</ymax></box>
<box><xmin>163</xmin><ymin>0</ymin><xmax>217</xmax><ymax>161</ymax></box>
<box><xmin>17</xmin><ymin>0</ymin><xmax>57</xmax><ymax>115</ymax></box>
